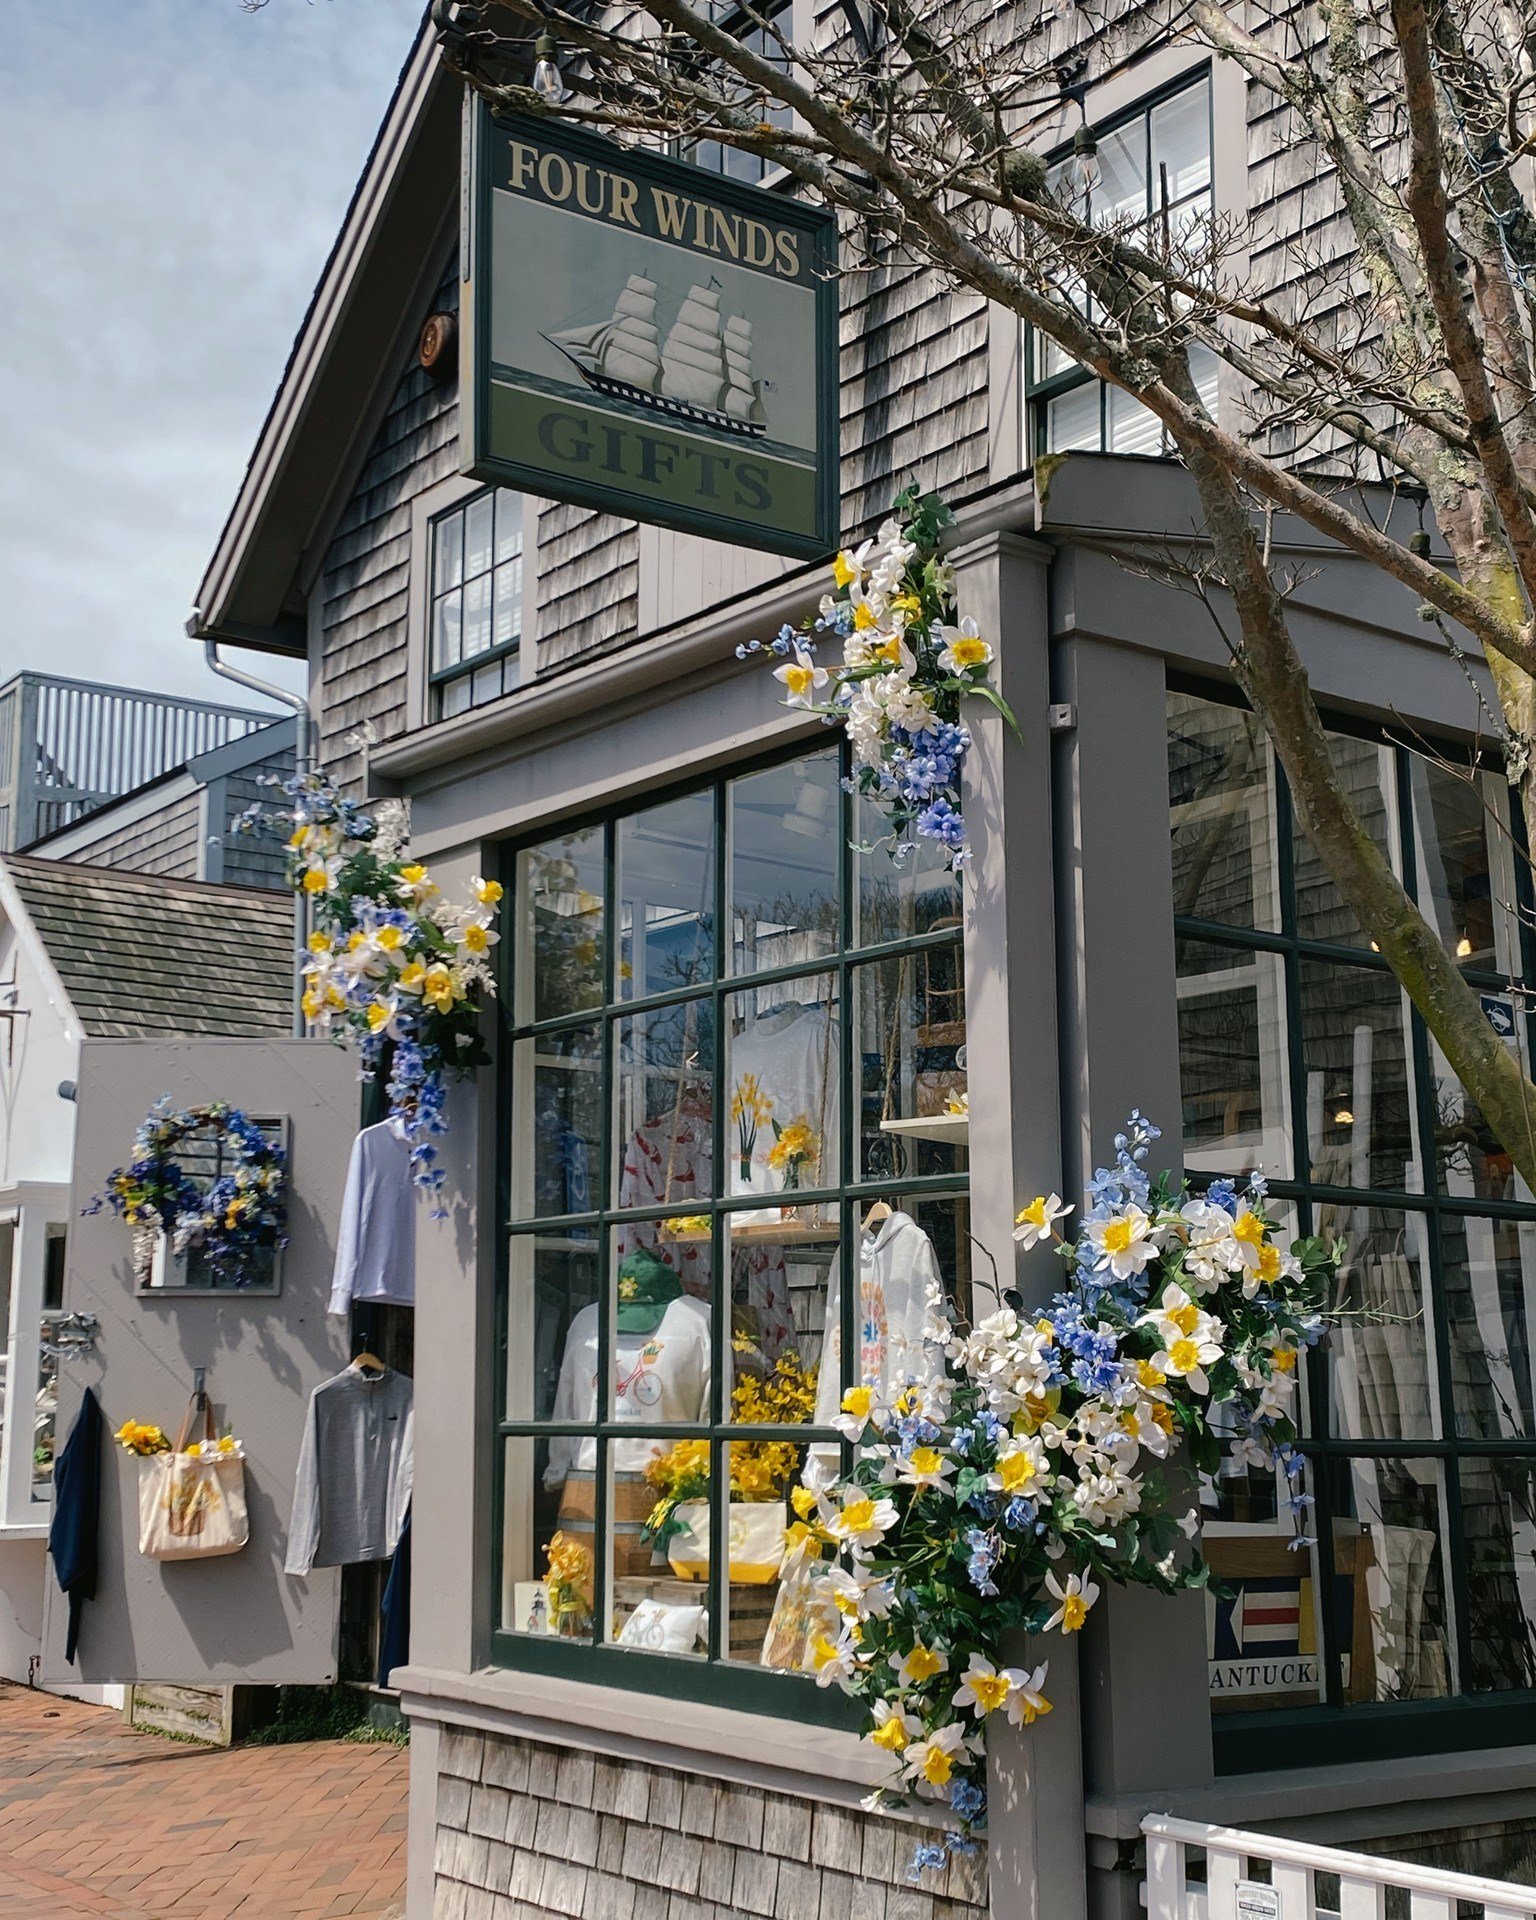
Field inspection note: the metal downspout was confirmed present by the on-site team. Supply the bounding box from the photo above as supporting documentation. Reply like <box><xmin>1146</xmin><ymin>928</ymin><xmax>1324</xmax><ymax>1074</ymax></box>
<box><xmin>200</xmin><ymin>639</ymin><xmax>312</xmax><ymax>1037</ymax></box>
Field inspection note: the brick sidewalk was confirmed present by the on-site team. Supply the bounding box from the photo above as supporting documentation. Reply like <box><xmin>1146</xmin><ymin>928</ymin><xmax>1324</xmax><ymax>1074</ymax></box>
<box><xmin>0</xmin><ymin>1683</ymin><xmax>408</xmax><ymax>1920</ymax></box>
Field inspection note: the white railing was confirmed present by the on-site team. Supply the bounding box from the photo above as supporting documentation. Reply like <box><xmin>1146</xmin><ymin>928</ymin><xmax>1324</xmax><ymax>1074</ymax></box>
<box><xmin>1143</xmin><ymin>1813</ymin><xmax>1536</xmax><ymax>1920</ymax></box>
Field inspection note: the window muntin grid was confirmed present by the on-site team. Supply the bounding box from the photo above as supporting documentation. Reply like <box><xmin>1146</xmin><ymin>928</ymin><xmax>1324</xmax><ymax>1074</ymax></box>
<box><xmin>1170</xmin><ymin>689</ymin><xmax>1536</xmax><ymax>1746</ymax></box>
<box><xmin>430</xmin><ymin>489</ymin><xmax>523</xmax><ymax>719</ymax></box>
<box><xmin>493</xmin><ymin>742</ymin><xmax>971</xmax><ymax>1709</ymax></box>
<box><xmin>1028</xmin><ymin>73</ymin><xmax>1215</xmax><ymax>457</ymax></box>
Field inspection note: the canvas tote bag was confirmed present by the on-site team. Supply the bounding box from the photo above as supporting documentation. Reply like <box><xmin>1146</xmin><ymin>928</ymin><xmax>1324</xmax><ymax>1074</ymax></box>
<box><xmin>137</xmin><ymin>1397</ymin><xmax>249</xmax><ymax>1562</ymax></box>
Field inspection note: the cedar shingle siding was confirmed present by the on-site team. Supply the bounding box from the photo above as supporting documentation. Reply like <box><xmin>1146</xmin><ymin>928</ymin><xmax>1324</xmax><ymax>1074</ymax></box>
<box><xmin>56</xmin><ymin>789</ymin><xmax>204</xmax><ymax>883</ymax></box>
<box><xmin>4</xmin><ymin>855</ymin><xmax>294</xmax><ymax>1038</ymax></box>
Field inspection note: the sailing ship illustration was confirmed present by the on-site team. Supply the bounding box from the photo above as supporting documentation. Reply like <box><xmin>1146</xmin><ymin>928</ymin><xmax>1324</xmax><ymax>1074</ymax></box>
<box><xmin>545</xmin><ymin>274</ymin><xmax>769</xmax><ymax>438</ymax></box>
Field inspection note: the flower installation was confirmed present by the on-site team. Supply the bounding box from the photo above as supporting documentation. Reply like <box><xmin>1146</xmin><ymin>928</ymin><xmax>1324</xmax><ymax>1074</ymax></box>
<box><xmin>739</xmin><ymin>487</ymin><xmax>1014</xmax><ymax>870</ymax></box>
<box><xmin>644</xmin><ymin>1349</ymin><xmax>820</xmax><ymax>1551</ymax></box>
<box><xmin>797</xmin><ymin>1114</ymin><xmax>1342</xmax><ymax>1872</ymax></box>
<box><xmin>87</xmin><ymin>1099</ymin><xmax>287</xmax><ymax>1285</ymax></box>
<box><xmin>238</xmin><ymin>770</ymin><xmax>502</xmax><ymax>1206</ymax></box>
<box><xmin>767</xmin><ymin>1116</ymin><xmax>820</xmax><ymax>1190</ymax></box>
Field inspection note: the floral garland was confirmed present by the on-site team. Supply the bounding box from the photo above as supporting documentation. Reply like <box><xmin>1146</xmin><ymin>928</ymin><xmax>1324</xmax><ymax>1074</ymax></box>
<box><xmin>86</xmin><ymin>1099</ymin><xmax>287</xmax><ymax>1285</ymax></box>
<box><xmin>795</xmin><ymin>1115</ymin><xmax>1342</xmax><ymax>1873</ymax></box>
<box><xmin>739</xmin><ymin>488</ymin><xmax>1013</xmax><ymax>869</ymax></box>
<box><xmin>236</xmin><ymin>771</ymin><xmax>501</xmax><ymax>1208</ymax></box>
<box><xmin>114</xmin><ymin>1419</ymin><xmax>245</xmax><ymax>1464</ymax></box>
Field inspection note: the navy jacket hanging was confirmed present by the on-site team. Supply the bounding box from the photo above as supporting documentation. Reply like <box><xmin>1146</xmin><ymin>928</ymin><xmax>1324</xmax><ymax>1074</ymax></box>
<box><xmin>377</xmin><ymin>1504</ymin><xmax>412</xmax><ymax>1689</ymax></box>
<box><xmin>48</xmin><ymin>1387</ymin><xmax>103</xmax><ymax>1665</ymax></box>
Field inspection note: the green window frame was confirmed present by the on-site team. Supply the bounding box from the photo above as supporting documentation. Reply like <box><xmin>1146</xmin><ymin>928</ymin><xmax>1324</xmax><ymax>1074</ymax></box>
<box><xmin>491</xmin><ymin>740</ymin><xmax>970</xmax><ymax>1717</ymax></box>
<box><xmin>1169</xmin><ymin>684</ymin><xmax>1536</xmax><ymax>1771</ymax></box>
<box><xmin>1026</xmin><ymin>70</ymin><xmax>1215</xmax><ymax>458</ymax></box>
<box><xmin>429</xmin><ymin>487</ymin><xmax>523</xmax><ymax>720</ymax></box>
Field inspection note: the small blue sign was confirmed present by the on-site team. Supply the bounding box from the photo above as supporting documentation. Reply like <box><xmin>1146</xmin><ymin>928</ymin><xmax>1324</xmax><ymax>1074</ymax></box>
<box><xmin>1481</xmin><ymin>994</ymin><xmax>1517</xmax><ymax>1039</ymax></box>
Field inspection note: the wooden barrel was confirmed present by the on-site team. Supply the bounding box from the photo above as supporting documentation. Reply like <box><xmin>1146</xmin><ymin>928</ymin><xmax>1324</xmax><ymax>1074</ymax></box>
<box><xmin>555</xmin><ymin>1470</ymin><xmax>662</xmax><ymax>1579</ymax></box>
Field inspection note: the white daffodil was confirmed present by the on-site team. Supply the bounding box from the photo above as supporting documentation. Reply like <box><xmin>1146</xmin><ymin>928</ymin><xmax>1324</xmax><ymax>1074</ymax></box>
<box><xmin>1042</xmin><ymin>1568</ymin><xmax>1101</xmax><ymax>1633</ymax></box>
<box><xmin>888</xmin><ymin>1641</ymin><xmax>950</xmax><ymax>1689</ymax></box>
<box><xmin>1151</xmin><ymin>1325</ymin><xmax>1223</xmax><ymax>1396</ymax></box>
<box><xmin>832</xmin><ymin>539</ymin><xmax>874</xmax><ymax>590</ymax></box>
<box><xmin>817</xmin><ymin>1564</ymin><xmax>894</xmax><ymax>1625</ymax></box>
<box><xmin>901</xmin><ymin>1722</ymin><xmax>971</xmax><ymax>1791</ymax></box>
<box><xmin>1229</xmin><ymin>1206</ymin><xmax>1270</xmax><ymax>1273</ymax></box>
<box><xmin>773</xmin><ymin>642</ymin><xmax>830</xmax><ymax>708</ymax></box>
<box><xmin>828</xmin><ymin>1492</ymin><xmax>899</xmax><ymax>1553</ymax></box>
<box><xmin>894</xmin><ymin>1444</ymin><xmax>955</xmax><ymax>1493</ymax></box>
<box><xmin>1243</xmin><ymin>1237</ymin><xmax>1303</xmax><ymax>1299</ymax></box>
<box><xmin>952</xmin><ymin>1652</ymin><xmax>1028</xmax><ymax>1719</ymax></box>
<box><xmin>833</xmin><ymin>1384</ymin><xmax>878</xmax><ymax>1443</ymax></box>
<box><xmin>1178</xmin><ymin>1197</ymin><xmax>1240</xmax><ymax>1291</ymax></box>
<box><xmin>450</xmin><ymin>914</ymin><xmax>501</xmax><ymax>959</ymax></box>
<box><xmin>809</xmin><ymin>1625</ymin><xmax>862</xmax><ymax>1690</ymax></box>
<box><xmin>935</xmin><ymin>616</ymin><xmax>995</xmax><ymax>676</ymax></box>
<box><xmin>1006</xmin><ymin>1661</ymin><xmax>1054</xmax><ymax>1727</ymax></box>
<box><xmin>1012</xmin><ymin>1193</ymin><xmax>1072</xmax><ymax>1249</ymax></box>
<box><xmin>1085</xmin><ymin>1204</ymin><xmax>1160</xmax><ymax>1280</ymax></box>
<box><xmin>1071</xmin><ymin>1466</ymin><xmax>1142</xmax><ymax>1527</ymax></box>
<box><xmin>987</xmin><ymin>1436</ymin><xmax>1046</xmax><ymax>1499</ymax></box>
<box><xmin>866</xmin><ymin>1697</ymin><xmax>922</xmax><ymax>1757</ymax></box>
<box><xmin>1139</xmin><ymin>1281</ymin><xmax>1220</xmax><ymax>1353</ymax></box>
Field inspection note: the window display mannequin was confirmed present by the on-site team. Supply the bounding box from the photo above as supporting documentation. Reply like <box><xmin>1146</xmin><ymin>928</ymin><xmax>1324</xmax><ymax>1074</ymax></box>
<box><xmin>543</xmin><ymin>1249</ymin><xmax>719</xmax><ymax>1488</ymax></box>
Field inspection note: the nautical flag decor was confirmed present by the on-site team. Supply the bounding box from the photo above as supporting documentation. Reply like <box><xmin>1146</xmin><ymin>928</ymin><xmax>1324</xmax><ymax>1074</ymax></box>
<box><xmin>463</xmin><ymin>102</ymin><xmax>839</xmax><ymax>557</ymax></box>
<box><xmin>1208</xmin><ymin>1573</ymin><xmax>1324</xmax><ymax>1702</ymax></box>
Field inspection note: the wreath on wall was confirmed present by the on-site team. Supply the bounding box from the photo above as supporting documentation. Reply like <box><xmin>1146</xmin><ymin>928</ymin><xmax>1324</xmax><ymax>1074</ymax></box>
<box><xmin>86</xmin><ymin>1098</ymin><xmax>288</xmax><ymax>1285</ymax></box>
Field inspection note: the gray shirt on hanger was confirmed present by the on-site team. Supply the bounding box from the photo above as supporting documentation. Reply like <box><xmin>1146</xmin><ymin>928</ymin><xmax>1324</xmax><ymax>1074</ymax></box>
<box><xmin>285</xmin><ymin>1363</ymin><xmax>414</xmax><ymax>1575</ymax></box>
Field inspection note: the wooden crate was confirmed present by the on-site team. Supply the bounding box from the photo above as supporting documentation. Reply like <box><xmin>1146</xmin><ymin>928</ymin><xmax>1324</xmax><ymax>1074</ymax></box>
<box><xmin>124</xmin><ymin>1682</ymin><xmax>253</xmax><ymax>1747</ymax></box>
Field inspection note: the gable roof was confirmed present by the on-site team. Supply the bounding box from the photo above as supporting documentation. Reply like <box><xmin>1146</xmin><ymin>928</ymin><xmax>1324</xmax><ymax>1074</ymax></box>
<box><xmin>189</xmin><ymin>10</ymin><xmax>460</xmax><ymax>657</ymax></box>
<box><xmin>1</xmin><ymin>855</ymin><xmax>295</xmax><ymax>1039</ymax></box>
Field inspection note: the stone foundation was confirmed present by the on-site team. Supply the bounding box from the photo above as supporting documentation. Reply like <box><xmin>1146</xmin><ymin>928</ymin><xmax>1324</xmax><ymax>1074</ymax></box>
<box><xmin>430</xmin><ymin>1723</ymin><xmax>989</xmax><ymax>1920</ymax></box>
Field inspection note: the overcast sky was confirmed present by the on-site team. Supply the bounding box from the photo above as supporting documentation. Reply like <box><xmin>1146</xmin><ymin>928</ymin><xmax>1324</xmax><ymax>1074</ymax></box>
<box><xmin>0</xmin><ymin>0</ymin><xmax>425</xmax><ymax>713</ymax></box>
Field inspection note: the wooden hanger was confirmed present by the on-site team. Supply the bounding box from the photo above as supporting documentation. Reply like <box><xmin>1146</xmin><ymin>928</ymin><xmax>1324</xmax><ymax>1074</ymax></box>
<box><xmin>863</xmin><ymin>1200</ymin><xmax>892</xmax><ymax>1231</ymax></box>
<box><xmin>353</xmin><ymin>1351</ymin><xmax>386</xmax><ymax>1377</ymax></box>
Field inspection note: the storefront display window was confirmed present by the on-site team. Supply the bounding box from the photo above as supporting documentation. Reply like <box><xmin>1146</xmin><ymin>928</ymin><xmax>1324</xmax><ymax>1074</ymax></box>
<box><xmin>496</xmin><ymin>744</ymin><xmax>967</xmax><ymax>1708</ymax></box>
<box><xmin>1170</xmin><ymin>689</ymin><xmax>1536</xmax><ymax>1744</ymax></box>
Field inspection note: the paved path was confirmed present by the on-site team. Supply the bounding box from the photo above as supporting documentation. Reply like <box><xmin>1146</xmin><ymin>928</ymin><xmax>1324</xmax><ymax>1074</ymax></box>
<box><xmin>0</xmin><ymin>1684</ymin><xmax>407</xmax><ymax>1919</ymax></box>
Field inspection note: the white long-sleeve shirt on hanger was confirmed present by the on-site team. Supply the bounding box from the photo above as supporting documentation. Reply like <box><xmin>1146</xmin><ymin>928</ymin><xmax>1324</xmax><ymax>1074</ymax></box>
<box><xmin>329</xmin><ymin>1122</ymin><xmax>416</xmax><ymax>1314</ymax></box>
<box><xmin>813</xmin><ymin>1210</ymin><xmax>945</xmax><ymax>1427</ymax></box>
<box><xmin>285</xmin><ymin>1363</ymin><xmax>414</xmax><ymax>1575</ymax></box>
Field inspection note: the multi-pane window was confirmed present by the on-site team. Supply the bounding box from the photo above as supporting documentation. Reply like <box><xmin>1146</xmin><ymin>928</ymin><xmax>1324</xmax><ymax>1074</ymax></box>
<box><xmin>1029</xmin><ymin>74</ymin><xmax>1215</xmax><ymax>456</ymax></box>
<box><xmin>429</xmin><ymin>489</ymin><xmax>523</xmax><ymax>719</ymax></box>
<box><xmin>687</xmin><ymin>1</ymin><xmax>793</xmax><ymax>185</ymax></box>
<box><xmin>495</xmin><ymin>745</ymin><xmax>969</xmax><ymax>1712</ymax></box>
<box><xmin>1169</xmin><ymin>689</ymin><xmax>1536</xmax><ymax>1757</ymax></box>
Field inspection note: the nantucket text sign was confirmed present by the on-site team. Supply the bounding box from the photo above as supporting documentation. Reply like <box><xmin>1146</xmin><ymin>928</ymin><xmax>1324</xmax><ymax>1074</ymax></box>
<box><xmin>463</xmin><ymin>103</ymin><xmax>839</xmax><ymax>557</ymax></box>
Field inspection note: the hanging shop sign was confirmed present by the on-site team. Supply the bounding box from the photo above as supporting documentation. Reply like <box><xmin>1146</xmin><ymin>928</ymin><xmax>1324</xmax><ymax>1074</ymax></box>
<box><xmin>462</xmin><ymin>101</ymin><xmax>839</xmax><ymax>558</ymax></box>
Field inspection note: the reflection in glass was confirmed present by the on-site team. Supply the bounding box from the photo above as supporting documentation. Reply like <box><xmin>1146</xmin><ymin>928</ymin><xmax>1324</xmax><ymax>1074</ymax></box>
<box><xmin>1409</xmin><ymin>758</ymin><xmax>1501</xmax><ymax>972</ymax></box>
<box><xmin>1298</xmin><ymin>960</ymin><xmax>1415</xmax><ymax>1191</ymax></box>
<box><xmin>617</xmin><ymin>792</ymin><xmax>715</xmax><ymax>999</ymax></box>
<box><xmin>725</xmin><ymin>978</ymin><xmax>841</xmax><ymax>1217</ymax></box>
<box><xmin>1292</xmin><ymin>736</ymin><xmax>1396</xmax><ymax>948</ymax></box>
<box><xmin>501</xmin><ymin>1434</ymin><xmax>594</xmax><ymax>1642</ymax></box>
<box><xmin>855</xmin><ymin>945</ymin><xmax>968</xmax><ymax>1185</ymax></box>
<box><xmin>855</xmin><ymin>791</ymin><xmax>961</xmax><ymax>946</ymax></box>
<box><xmin>1427</xmin><ymin>1029</ymin><xmax>1522</xmax><ymax>1202</ymax></box>
<box><xmin>1325</xmin><ymin>1457</ymin><xmax>1453</xmax><ymax>1702</ymax></box>
<box><xmin>1460</xmin><ymin>1457</ymin><xmax>1536</xmax><ymax>1691</ymax></box>
<box><xmin>1203</xmin><ymin>1469</ymin><xmax>1327</xmax><ymax>1715</ymax></box>
<box><xmin>615</xmin><ymin>999</ymin><xmax>716</xmax><ymax>1210</ymax></box>
<box><xmin>1440</xmin><ymin>1215</ymin><xmax>1536</xmax><ymax>1440</ymax></box>
<box><xmin>1313</xmin><ymin>1206</ymin><xmax>1437</xmax><ymax>1440</ymax></box>
<box><xmin>510</xmin><ymin>1026</ymin><xmax>602</xmax><ymax>1221</ymax></box>
<box><xmin>729</xmin><ymin>754</ymin><xmax>840</xmax><ymax>975</ymax></box>
<box><xmin>724</xmin><ymin>1213</ymin><xmax>824</xmax><ymax>1386</ymax></box>
<box><xmin>504</xmin><ymin>1238</ymin><xmax>599</xmax><ymax>1424</ymax></box>
<box><xmin>1166</xmin><ymin>694</ymin><xmax>1278</xmax><ymax>931</ymax></box>
<box><xmin>516</xmin><ymin>828</ymin><xmax>605</xmax><ymax>1023</ymax></box>
<box><xmin>1176</xmin><ymin>939</ymin><xmax>1291</xmax><ymax>1181</ymax></box>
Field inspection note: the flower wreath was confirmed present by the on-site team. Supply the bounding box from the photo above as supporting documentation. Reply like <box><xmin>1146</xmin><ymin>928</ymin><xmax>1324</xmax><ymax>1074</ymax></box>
<box><xmin>87</xmin><ymin>1098</ymin><xmax>287</xmax><ymax>1285</ymax></box>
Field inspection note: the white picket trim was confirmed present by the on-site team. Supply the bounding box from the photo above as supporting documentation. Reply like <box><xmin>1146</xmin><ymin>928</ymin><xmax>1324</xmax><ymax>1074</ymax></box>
<box><xmin>1141</xmin><ymin>1814</ymin><xmax>1536</xmax><ymax>1920</ymax></box>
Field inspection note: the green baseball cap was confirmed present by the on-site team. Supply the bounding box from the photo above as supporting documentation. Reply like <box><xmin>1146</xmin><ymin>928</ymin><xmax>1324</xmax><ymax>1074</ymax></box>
<box><xmin>615</xmin><ymin>1249</ymin><xmax>683</xmax><ymax>1334</ymax></box>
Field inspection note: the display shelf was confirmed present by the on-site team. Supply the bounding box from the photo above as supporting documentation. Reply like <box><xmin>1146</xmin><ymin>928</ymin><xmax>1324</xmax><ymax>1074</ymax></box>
<box><xmin>660</xmin><ymin>1221</ymin><xmax>841</xmax><ymax>1246</ymax></box>
<box><xmin>878</xmin><ymin>1112</ymin><xmax>969</xmax><ymax>1146</ymax></box>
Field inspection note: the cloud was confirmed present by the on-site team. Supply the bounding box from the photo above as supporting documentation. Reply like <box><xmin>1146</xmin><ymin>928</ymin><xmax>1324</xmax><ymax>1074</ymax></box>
<box><xmin>0</xmin><ymin>0</ymin><xmax>426</xmax><ymax>708</ymax></box>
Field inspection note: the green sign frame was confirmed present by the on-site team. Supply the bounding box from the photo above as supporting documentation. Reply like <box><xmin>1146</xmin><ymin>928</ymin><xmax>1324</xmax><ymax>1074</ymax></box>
<box><xmin>462</xmin><ymin>101</ymin><xmax>839</xmax><ymax>559</ymax></box>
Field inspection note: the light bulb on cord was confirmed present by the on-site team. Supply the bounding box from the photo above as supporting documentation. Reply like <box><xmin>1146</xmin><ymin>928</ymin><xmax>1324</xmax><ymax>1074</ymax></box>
<box><xmin>532</xmin><ymin>32</ymin><xmax>569</xmax><ymax>104</ymax></box>
<box><xmin>1068</xmin><ymin>123</ymin><xmax>1100</xmax><ymax>208</ymax></box>
<box><xmin>1333</xmin><ymin>1106</ymin><xmax>1355</xmax><ymax>1126</ymax></box>
<box><xmin>1456</xmin><ymin>933</ymin><xmax>1473</xmax><ymax>958</ymax></box>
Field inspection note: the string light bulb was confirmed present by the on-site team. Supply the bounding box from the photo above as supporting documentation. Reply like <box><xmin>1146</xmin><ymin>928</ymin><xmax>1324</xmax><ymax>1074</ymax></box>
<box><xmin>1456</xmin><ymin>933</ymin><xmax>1474</xmax><ymax>958</ymax></box>
<box><xmin>532</xmin><ymin>31</ymin><xmax>569</xmax><ymax>104</ymax></box>
<box><xmin>1068</xmin><ymin>122</ymin><xmax>1100</xmax><ymax>208</ymax></box>
<box><xmin>1333</xmin><ymin>1106</ymin><xmax>1355</xmax><ymax>1126</ymax></box>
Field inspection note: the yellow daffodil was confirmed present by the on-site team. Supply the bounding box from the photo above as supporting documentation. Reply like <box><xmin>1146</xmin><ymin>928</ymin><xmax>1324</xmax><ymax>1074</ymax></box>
<box><xmin>307</xmin><ymin>931</ymin><xmax>332</xmax><ymax>954</ymax></box>
<box><xmin>889</xmin><ymin>1641</ymin><xmax>948</xmax><ymax>1687</ymax></box>
<box><xmin>473</xmin><ymin>876</ymin><xmax>504</xmax><ymax>907</ymax></box>
<box><xmin>1043</xmin><ymin>1569</ymin><xmax>1099</xmax><ymax>1633</ymax></box>
<box><xmin>832</xmin><ymin>549</ymin><xmax>861</xmax><ymax>588</ymax></box>
<box><xmin>1013</xmin><ymin>1192</ymin><xmax>1072</xmax><ymax>1249</ymax></box>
